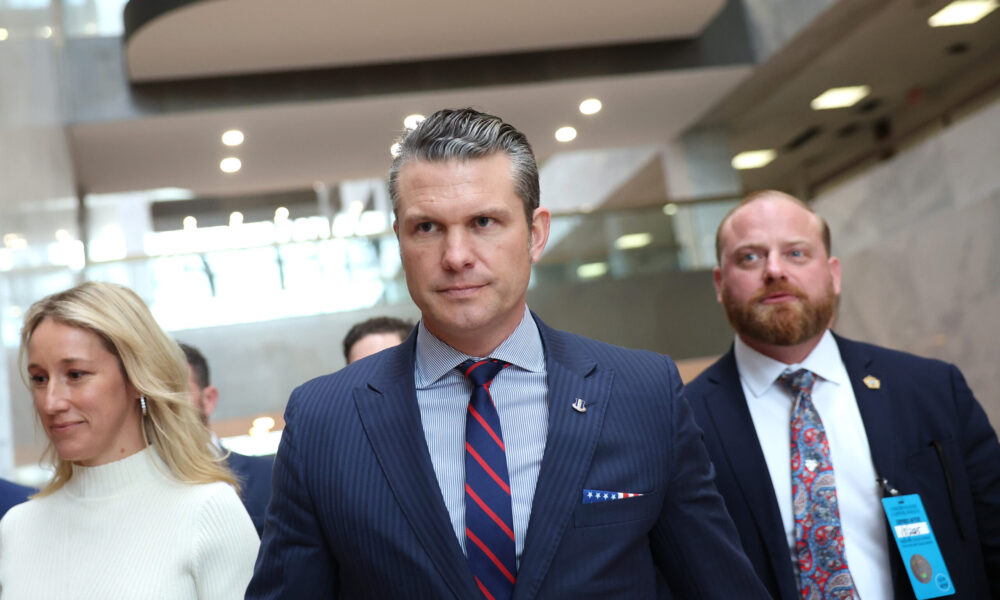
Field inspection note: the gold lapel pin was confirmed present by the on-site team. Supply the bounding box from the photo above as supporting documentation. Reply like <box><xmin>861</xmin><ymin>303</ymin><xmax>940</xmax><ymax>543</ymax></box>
<box><xmin>863</xmin><ymin>375</ymin><xmax>881</xmax><ymax>390</ymax></box>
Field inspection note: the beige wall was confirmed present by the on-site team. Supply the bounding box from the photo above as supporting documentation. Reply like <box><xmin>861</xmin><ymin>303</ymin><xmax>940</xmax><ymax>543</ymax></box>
<box><xmin>814</xmin><ymin>95</ymin><xmax>1000</xmax><ymax>429</ymax></box>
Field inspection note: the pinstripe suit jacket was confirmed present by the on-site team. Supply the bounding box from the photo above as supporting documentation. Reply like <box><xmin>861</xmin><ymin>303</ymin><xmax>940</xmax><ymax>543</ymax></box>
<box><xmin>246</xmin><ymin>315</ymin><xmax>769</xmax><ymax>599</ymax></box>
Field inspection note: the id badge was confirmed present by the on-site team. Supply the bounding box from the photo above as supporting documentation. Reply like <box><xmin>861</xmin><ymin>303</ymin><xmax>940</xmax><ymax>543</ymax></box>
<box><xmin>882</xmin><ymin>494</ymin><xmax>954</xmax><ymax>598</ymax></box>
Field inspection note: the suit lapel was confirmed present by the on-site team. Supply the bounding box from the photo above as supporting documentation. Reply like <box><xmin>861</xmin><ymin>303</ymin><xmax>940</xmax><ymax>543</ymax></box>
<box><xmin>353</xmin><ymin>339</ymin><xmax>479</xmax><ymax>600</ymax></box>
<box><xmin>835</xmin><ymin>335</ymin><xmax>897</xmax><ymax>487</ymax></box>
<box><xmin>513</xmin><ymin>320</ymin><xmax>612</xmax><ymax>600</ymax></box>
<box><xmin>699</xmin><ymin>351</ymin><xmax>798</xmax><ymax>600</ymax></box>
<box><xmin>834</xmin><ymin>334</ymin><xmax>908</xmax><ymax>593</ymax></box>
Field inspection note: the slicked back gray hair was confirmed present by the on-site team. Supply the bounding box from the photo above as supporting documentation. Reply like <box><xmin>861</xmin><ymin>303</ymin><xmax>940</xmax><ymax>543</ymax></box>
<box><xmin>388</xmin><ymin>108</ymin><xmax>540</xmax><ymax>224</ymax></box>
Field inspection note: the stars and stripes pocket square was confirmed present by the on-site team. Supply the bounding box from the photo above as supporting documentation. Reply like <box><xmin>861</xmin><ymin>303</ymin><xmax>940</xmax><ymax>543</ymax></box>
<box><xmin>582</xmin><ymin>489</ymin><xmax>645</xmax><ymax>504</ymax></box>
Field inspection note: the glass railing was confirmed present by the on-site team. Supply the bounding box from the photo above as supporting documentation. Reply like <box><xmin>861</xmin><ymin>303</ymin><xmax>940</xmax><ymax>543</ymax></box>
<box><xmin>0</xmin><ymin>198</ymin><xmax>737</xmax><ymax>345</ymax></box>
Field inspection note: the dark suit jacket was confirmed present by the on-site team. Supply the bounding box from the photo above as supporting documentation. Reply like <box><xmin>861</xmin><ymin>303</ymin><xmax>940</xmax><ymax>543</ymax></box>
<box><xmin>0</xmin><ymin>478</ymin><xmax>33</xmax><ymax>519</ymax></box>
<box><xmin>685</xmin><ymin>333</ymin><xmax>1000</xmax><ymax>600</ymax></box>
<box><xmin>226</xmin><ymin>451</ymin><xmax>274</xmax><ymax>537</ymax></box>
<box><xmin>247</xmin><ymin>315</ymin><xmax>769</xmax><ymax>599</ymax></box>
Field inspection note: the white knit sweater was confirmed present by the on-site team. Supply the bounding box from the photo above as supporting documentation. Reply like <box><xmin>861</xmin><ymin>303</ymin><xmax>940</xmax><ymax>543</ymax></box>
<box><xmin>0</xmin><ymin>448</ymin><xmax>259</xmax><ymax>599</ymax></box>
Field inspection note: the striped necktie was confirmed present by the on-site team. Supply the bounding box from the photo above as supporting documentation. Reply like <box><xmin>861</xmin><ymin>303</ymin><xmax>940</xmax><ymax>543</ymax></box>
<box><xmin>458</xmin><ymin>358</ymin><xmax>516</xmax><ymax>600</ymax></box>
<box><xmin>781</xmin><ymin>368</ymin><xmax>856</xmax><ymax>599</ymax></box>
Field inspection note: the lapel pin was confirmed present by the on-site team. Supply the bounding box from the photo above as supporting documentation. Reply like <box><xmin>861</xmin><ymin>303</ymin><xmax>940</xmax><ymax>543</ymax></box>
<box><xmin>572</xmin><ymin>398</ymin><xmax>587</xmax><ymax>413</ymax></box>
<box><xmin>863</xmin><ymin>375</ymin><xmax>881</xmax><ymax>390</ymax></box>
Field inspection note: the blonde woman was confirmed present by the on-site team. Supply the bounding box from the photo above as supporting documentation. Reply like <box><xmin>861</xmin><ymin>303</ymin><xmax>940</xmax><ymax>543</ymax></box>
<box><xmin>0</xmin><ymin>282</ymin><xmax>259</xmax><ymax>599</ymax></box>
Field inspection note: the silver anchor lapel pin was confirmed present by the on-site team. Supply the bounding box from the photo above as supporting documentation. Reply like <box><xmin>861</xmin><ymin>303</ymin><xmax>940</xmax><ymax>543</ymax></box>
<box><xmin>572</xmin><ymin>398</ymin><xmax>587</xmax><ymax>413</ymax></box>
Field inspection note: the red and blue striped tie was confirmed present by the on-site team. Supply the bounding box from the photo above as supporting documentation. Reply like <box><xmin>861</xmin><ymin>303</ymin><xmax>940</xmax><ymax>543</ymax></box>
<box><xmin>459</xmin><ymin>358</ymin><xmax>516</xmax><ymax>600</ymax></box>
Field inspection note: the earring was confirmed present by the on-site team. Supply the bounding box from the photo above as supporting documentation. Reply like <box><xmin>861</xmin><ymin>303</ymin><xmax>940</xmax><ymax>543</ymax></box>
<box><xmin>140</xmin><ymin>396</ymin><xmax>148</xmax><ymax>417</ymax></box>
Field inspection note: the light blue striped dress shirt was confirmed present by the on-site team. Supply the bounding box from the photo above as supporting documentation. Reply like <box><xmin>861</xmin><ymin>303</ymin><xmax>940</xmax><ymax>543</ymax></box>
<box><xmin>414</xmin><ymin>306</ymin><xmax>549</xmax><ymax>565</ymax></box>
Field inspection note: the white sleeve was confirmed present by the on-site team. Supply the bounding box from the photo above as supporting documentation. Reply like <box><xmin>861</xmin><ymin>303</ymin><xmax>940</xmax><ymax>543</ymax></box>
<box><xmin>193</xmin><ymin>484</ymin><xmax>261</xmax><ymax>600</ymax></box>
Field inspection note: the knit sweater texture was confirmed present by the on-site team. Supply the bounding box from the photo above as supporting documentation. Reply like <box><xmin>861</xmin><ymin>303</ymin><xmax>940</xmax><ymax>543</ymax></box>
<box><xmin>0</xmin><ymin>448</ymin><xmax>259</xmax><ymax>599</ymax></box>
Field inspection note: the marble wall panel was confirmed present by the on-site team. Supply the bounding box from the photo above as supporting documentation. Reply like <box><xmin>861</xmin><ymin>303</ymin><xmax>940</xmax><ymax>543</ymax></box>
<box><xmin>940</xmin><ymin>98</ymin><xmax>1000</xmax><ymax>210</ymax></box>
<box><xmin>815</xmin><ymin>95</ymin><xmax>1000</xmax><ymax>429</ymax></box>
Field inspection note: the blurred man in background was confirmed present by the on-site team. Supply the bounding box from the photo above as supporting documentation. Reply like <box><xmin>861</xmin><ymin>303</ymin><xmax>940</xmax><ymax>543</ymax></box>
<box><xmin>342</xmin><ymin>316</ymin><xmax>412</xmax><ymax>364</ymax></box>
<box><xmin>180</xmin><ymin>343</ymin><xmax>273</xmax><ymax>537</ymax></box>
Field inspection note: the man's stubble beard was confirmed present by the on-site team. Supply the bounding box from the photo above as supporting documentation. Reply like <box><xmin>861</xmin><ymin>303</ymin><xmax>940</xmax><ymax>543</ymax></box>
<box><xmin>722</xmin><ymin>280</ymin><xmax>837</xmax><ymax>347</ymax></box>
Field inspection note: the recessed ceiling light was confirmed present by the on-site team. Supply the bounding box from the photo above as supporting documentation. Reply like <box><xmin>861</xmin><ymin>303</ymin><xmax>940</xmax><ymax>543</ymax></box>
<box><xmin>220</xmin><ymin>157</ymin><xmax>242</xmax><ymax>173</ymax></box>
<box><xmin>614</xmin><ymin>232</ymin><xmax>653</xmax><ymax>250</ymax></box>
<box><xmin>555</xmin><ymin>126</ymin><xmax>577</xmax><ymax>142</ymax></box>
<box><xmin>390</xmin><ymin>142</ymin><xmax>401</xmax><ymax>158</ymax></box>
<box><xmin>55</xmin><ymin>229</ymin><xmax>72</xmax><ymax>242</ymax></box>
<box><xmin>403</xmin><ymin>114</ymin><xmax>425</xmax><ymax>130</ymax></box>
<box><xmin>221</xmin><ymin>129</ymin><xmax>244</xmax><ymax>146</ymax></box>
<box><xmin>183</xmin><ymin>216</ymin><xmax>197</xmax><ymax>230</ymax></box>
<box><xmin>577</xmin><ymin>262</ymin><xmax>608</xmax><ymax>279</ymax></box>
<box><xmin>229</xmin><ymin>212</ymin><xmax>244</xmax><ymax>227</ymax></box>
<box><xmin>731</xmin><ymin>149</ymin><xmax>777</xmax><ymax>170</ymax></box>
<box><xmin>929</xmin><ymin>0</ymin><xmax>998</xmax><ymax>26</ymax></box>
<box><xmin>579</xmin><ymin>98</ymin><xmax>602</xmax><ymax>115</ymax></box>
<box><xmin>3</xmin><ymin>233</ymin><xmax>27</xmax><ymax>250</ymax></box>
<box><xmin>0</xmin><ymin>28</ymin><xmax>9</xmax><ymax>42</ymax></box>
<box><xmin>37</xmin><ymin>26</ymin><xmax>52</xmax><ymax>39</ymax></box>
<box><xmin>662</xmin><ymin>203</ymin><xmax>679</xmax><ymax>216</ymax></box>
<box><xmin>810</xmin><ymin>85</ymin><xmax>871</xmax><ymax>110</ymax></box>
<box><xmin>274</xmin><ymin>206</ymin><xmax>290</xmax><ymax>222</ymax></box>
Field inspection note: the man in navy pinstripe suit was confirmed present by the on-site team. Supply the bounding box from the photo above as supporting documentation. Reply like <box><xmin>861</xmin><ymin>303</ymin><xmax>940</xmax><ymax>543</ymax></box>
<box><xmin>246</xmin><ymin>109</ymin><xmax>769</xmax><ymax>599</ymax></box>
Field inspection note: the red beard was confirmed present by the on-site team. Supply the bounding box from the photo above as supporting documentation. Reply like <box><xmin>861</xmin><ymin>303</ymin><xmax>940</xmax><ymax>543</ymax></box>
<box><xmin>722</xmin><ymin>280</ymin><xmax>836</xmax><ymax>346</ymax></box>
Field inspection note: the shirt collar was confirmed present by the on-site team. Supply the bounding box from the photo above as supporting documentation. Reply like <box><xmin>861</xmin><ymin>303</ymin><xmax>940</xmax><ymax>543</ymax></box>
<box><xmin>414</xmin><ymin>306</ymin><xmax>545</xmax><ymax>388</ymax></box>
<box><xmin>733</xmin><ymin>329</ymin><xmax>848</xmax><ymax>398</ymax></box>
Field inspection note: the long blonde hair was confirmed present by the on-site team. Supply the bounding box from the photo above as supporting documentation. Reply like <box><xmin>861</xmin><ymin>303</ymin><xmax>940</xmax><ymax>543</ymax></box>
<box><xmin>19</xmin><ymin>281</ymin><xmax>238</xmax><ymax>496</ymax></box>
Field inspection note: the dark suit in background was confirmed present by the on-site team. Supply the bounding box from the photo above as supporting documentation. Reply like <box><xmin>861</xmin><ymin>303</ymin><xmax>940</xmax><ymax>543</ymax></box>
<box><xmin>686</xmin><ymin>335</ymin><xmax>1000</xmax><ymax>600</ymax></box>
<box><xmin>247</xmin><ymin>319</ymin><xmax>770</xmax><ymax>599</ymax></box>
<box><xmin>226</xmin><ymin>451</ymin><xmax>273</xmax><ymax>537</ymax></box>
<box><xmin>0</xmin><ymin>479</ymin><xmax>33</xmax><ymax>519</ymax></box>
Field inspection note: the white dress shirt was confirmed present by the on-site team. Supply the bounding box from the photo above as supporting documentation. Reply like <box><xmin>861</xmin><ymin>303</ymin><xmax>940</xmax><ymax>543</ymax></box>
<box><xmin>414</xmin><ymin>307</ymin><xmax>549</xmax><ymax>565</ymax></box>
<box><xmin>734</xmin><ymin>330</ymin><xmax>893</xmax><ymax>600</ymax></box>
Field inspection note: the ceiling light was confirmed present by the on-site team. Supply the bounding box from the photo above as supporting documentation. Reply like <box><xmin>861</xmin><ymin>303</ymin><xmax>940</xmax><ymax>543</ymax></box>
<box><xmin>220</xmin><ymin>157</ymin><xmax>242</xmax><ymax>173</ymax></box>
<box><xmin>614</xmin><ymin>232</ymin><xmax>653</xmax><ymax>250</ymax></box>
<box><xmin>274</xmin><ymin>206</ymin><xmax>289</xmax><ymax>222</ymax></box>
<box><xmin>249</xmin><ymin>416</ymin><xmax>276</xmax><ymax>437</ymax></box>
<box><xmin>229</xmin><ymin>212</ymin><xmax>244</xmax><ymax>227</ymax></box>
<box><xmin>662</xmin><ymin>203</ymin><xmax>679</xmax><ymax>216</ymax></box>
<box><xmin>731</xmin><ymin>149</ymin><xmax>777</xmax><ymax>170</ymax></box>
<box><xmin>221</xmin><ymin>129</ymin><xmax>244</xmax><ymax>146</ymax></box>
<box><xmin>55</xmin><ymin>229</ymin><xmax>72</xmax><ymax>242</ymax></box>
<box><xmin>810</xmin><ymin>85</ymin><xmax>871</xmax><ymax>110</ymax></box>
<box><xmin>183</xmin><ymin>216</ymin><xmax>197</xmax><ymax>230</ymax></box>
<box><xmin>37</xmin><ymin>26</ymin><xmax>52</xmax><ymax>39</ymax></box>
<box><xmin>3</xmin><ymin>233</ymin><xmax>27</xmax><ymax>250</ymax></box>
<box><xmin>0</xmin><ymin>29</ymin><xmax>9</xmax><ymax>42</ymax></box>
<box><xmin>403</xmin><ymin>114</ymin><xmax>425</xmax><ymax>130</ymax></box>
<box><xmin>579</xmin><ymin>98</ymin><xmax>602</xmax><ymax>115</ymax></box>
<box><xmin>390</xmin><ymin>142</ymin><xmax>401</xmax><ymax>158</ymax></box>
<box><xmin>555</xmin><ymin>126</ymin><xmax>577</xmax><ymax>142</ymax></box>
<box><xmin>929</xmin><ymin>0</ymin><xmax>998</xmax><ymax>26</ymax></box>
<box><xmin>577</xmin><ymin>262</ymin><xmax>608</xmax><ymax>279</ymax></box>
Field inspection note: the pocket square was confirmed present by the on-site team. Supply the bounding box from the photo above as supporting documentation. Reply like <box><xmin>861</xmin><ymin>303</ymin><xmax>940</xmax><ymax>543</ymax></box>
<box><xmin>582</xmin><ymin>489</ymin><xmax>644</xmax><ymax>504</ymax></box>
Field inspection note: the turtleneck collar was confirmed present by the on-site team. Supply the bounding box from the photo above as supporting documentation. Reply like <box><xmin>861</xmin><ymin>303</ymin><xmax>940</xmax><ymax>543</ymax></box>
<box><xmin>64</xmin><ymin>447</ymin><xmax>171</xmax><ymax>500</ymax></box>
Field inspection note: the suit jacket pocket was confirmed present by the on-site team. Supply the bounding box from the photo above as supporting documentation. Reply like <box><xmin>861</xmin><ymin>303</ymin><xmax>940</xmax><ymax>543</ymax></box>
<box><xmin>905</xmin><ymin>437</ymin><xmax>971</xmax><ymax>541</ymax></box>
<box><xmin>574</xmin><ymin>491</ymin><xmax>660</xmax><ymax>528</ymax></box>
